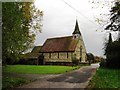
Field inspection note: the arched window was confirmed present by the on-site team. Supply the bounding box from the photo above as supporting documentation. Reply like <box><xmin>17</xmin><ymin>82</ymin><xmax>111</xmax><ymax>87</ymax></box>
<box><xmin>58</xmin><ymin>53</ymin><xmax>59</xmax><ymax>58</ymax></box>
<box><xmin>80</xmin><ymin>46</ymin><xmax>82</xmax><ymax>57</ymax></box>
<box><xmin>67</xmin><ymin>52</ymin><xmax>69</xmax><ymax>58</ymax></box>
<box><xmin>49</xmin><ymin>53</ymin><xmax>51</xmax><ymax>58</ymax></box>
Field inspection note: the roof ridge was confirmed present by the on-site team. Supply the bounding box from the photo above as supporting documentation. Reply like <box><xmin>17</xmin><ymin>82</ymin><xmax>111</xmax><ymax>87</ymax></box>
<box><xmin>47</xmin><ymin>35</ymin><xmax>72</xmax><ymax>40</ymax></box>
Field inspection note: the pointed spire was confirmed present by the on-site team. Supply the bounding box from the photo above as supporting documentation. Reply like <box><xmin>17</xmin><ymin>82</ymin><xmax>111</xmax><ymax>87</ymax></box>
<box><xmin>72</xmin><ymin>20</ymin><xmax>81</xmax><ymax>35</ymax></box>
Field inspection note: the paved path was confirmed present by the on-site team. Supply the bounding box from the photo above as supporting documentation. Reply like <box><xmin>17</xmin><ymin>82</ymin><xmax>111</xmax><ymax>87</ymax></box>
<box><xmin>15</xmin><ymin>63</ymin><xmax>99</xmax><ymax>89</ymax></box>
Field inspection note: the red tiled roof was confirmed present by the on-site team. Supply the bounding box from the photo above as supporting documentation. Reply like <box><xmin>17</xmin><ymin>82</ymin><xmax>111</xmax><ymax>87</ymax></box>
<box><xmin>40</xmin><ymin>36</ymin><xmax>79</xmax><ymax>52</ymax></box>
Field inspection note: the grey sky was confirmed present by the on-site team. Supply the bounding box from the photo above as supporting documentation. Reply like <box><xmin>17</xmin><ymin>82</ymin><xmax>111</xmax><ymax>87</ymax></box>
<box><xmin>34</xmin><ymin>0</ymin><xmax>113</xmax><ymax>57</ymax></box>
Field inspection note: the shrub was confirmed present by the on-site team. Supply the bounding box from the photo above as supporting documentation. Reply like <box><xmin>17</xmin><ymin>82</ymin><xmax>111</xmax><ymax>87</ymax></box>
<box><xmin>18</xmin><ymin>59</ymin><xmax>37</xmax><ymax>65</ymax></box>
<box><xmin>100</xmin><ymin>60</ymin><xmax>107</xmax><ymax>68</ymax></box>
<box><xmin>105</xmin><ymin>41</ymin><xmax>120</xmax><ymax>69</ymax></box>
<box><xmin>86</xmin><ymin>53</ymin><xmax>95</xmax><ymax>63</ymax></box>
<box><xmin>5</xmin><ymin>57</ymin><xmax>20</xmax><ymax>65</ymax></box>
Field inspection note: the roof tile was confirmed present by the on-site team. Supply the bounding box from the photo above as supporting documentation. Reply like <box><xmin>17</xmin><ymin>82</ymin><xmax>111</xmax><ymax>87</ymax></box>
<box><xmin>40</xmin><ymin>36</ymin><xmax>79</xmax><ymax>52</ymax></box>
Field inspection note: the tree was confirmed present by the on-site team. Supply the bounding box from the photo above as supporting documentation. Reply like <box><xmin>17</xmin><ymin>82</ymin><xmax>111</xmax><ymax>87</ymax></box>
<box><xmin>104</xmin><ymin>33</ymin><xmax>112</xmax><ymax>56</ymax></box>
<box><xmin>105</xmin><ymin>41</ymin><xmax>120</xmax><ymax>68</ymax></box>
<box><xmin>90</xmin><ymin>0</ymin><xmax>120</xmax><ymax>68</ymax></box>
<box><xmin>2</xmin><ymin>2</ymin><xmax>43</xmax><ymax>64</ymax></box>
<box><xmin>103</xmin><ymin>31</ymin><xmax>120</xmax><ymax>68</ymax></box>
<box><xmin>103</xmin><ymin>1</ymin><xmax>120</xmax><ymax>68</ymax></box>
<box><xmin>105</xmin><ymin>1</ymin><xmax>120</xmax><ymax>40</ymax></box>
<box><xmin>86</xmin><ymin>53</ymin><xmax>94</xmax><ymax>64</ymax></box>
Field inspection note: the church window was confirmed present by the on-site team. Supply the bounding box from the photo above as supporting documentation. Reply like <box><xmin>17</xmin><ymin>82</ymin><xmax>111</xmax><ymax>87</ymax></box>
<box><xmin>58</xmin><ymin>52</ymin><xmax>59</xmax><ymax>58</ymax></box>
<box><xmin>80</xmin><ymin>46</ymin><xmax>82</xmax><ymax>56</ymax></box>
<box><xmin>80</xmin><ymin>57</ymin><xmax>82</xmax><ymax>62</ymax></box>
<box><xmin>67</xmin><ymin>52</ymin><xmax>69</xmax><ymax>58</ymax></box>
<box><xmin>49</xmin><ymin>53</ymin><xmax>51</xmax><ymax>58</ymax></box>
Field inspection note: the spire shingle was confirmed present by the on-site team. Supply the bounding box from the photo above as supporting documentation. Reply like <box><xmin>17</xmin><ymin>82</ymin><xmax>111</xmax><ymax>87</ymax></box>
<box><xmin>72</xmin><ymin>20</ymin><xmax>81</xmax><ymax>35</ymax></box>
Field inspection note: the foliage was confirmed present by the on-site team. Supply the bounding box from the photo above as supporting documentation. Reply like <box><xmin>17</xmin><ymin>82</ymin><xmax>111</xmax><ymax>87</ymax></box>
<box><xmin>18</xmin><ymin>59</ymin><xmax>37</xmax><ymax>65</ymax></box>
<box><xmin>87</xmin><ymin>68</ymin><xmax>120</xmax><ymax>89</ymax></box>
<box><xmin>86</xmin><ymin>53</ymin><xmax>94</xmax><ymax>63</ymax></box>
<box><xmin>2</xmin><ymin>77</ymin><xmax>30</xmax><ymax>90</ymax></box>
<box><xmin>105</xmin><ymin>1</ymin><xmax>120</xmax><ymax>40</ymax></box>
<box><xmin>105</xmin><ymin>1</ymin><xmax>120</xmax><ymax>31</ymax></box>
<box><xmin>100</xmin><ymin>59</ymin><xmax>106</xmax><ymax>68</ymax></box>
<box><xmin>99</xmin><ymin>59</ymin><xmax>106</xmax><ymax>68</ymax></box>
<box><xmin>105</xmin><ymin>41</ymin><xmax>120</xmax><ymax>68</ymax></box>
<box><xmin>104</xmin><ymin>33</ymin><xmax>112</xmax><ymax>56</ymax></box>
<box><xmin>3</xmin><ymin>65</ymin><xmax>79</xmax><ymax>74</ymax></box>
<box><xmin>104</xmin><ymin>1</ymin><xmax>120</xmax><ymax>69</ymax></box>
<box><xmin>103</xmin><ymin>32</ymin><xmax>120</xmax><ymax>68</ymax></box>
<box><xmin>94</xmin><ymin>56</ymin><xmax>103</xmax><ymax>63</ymax></box>
<box><xmin>2</xmin><ymin>2</ymin><xmax>43</xmax><ymax>64</ymax></box>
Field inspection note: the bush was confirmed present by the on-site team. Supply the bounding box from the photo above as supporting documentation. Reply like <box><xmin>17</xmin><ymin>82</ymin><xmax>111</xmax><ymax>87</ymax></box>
<box><xmin>5</xmin><ymin>58</ymin><xmax>19</xmax><ymax>65</ymax></box>
<box><xmin>100</xmin><ymin>60</ymin><xmax>107</xmax><ymax>68</ymax></box>
<box><xmin>86</xmin><ymin>53</ymin><xmax>95</xmax><ymax>63</ymax></box>
<box><xmin>18</xmin><ymin>59</ymin><xmax>37</xmax><ymax>65</ymax></box>
<box><xmin>105</xmin><ymin>41</ymin><xmax>120</xmax><ymax>69</ymax></box>
<box><xmin>106</xmin><ymin>55</ymin><xmax>120</xmax><ymax>69</ymax></box>
<box><xmin>18</xmin><ymin>59</ymin><xmax>27</xmax><ymax>65</ymax></box>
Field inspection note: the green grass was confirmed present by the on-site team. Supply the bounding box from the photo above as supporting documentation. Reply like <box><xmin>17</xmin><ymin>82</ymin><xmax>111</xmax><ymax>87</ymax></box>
<box><xmin>2</xmin><ymin>77</ymin><xmax>30</xmax><ymax>90</ymax></box>
<box><xmin>3</xmin><ymin>65</ymin><xmax>79</xmax><ymax>74</ymax></box>
<box><xmin>88</xmin><ymin>68</ymin><xmax>120</xmax><ymax>89</ymax></box>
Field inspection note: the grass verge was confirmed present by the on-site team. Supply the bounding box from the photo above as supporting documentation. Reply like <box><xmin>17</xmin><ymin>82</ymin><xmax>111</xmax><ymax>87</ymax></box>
<box><xmin>3</xmin><ymin>65</ymin><xmax>79</xmax><ymax>74</ymax></box>
<box><xmin>2</xmin><ymin>77</ymin><xmax>30</xmax><ymax>90</ymax></box>
<box><xmin>87</xmin><ymin>68</ymin><xmax>120</xmax><ymax>89</ymax></box>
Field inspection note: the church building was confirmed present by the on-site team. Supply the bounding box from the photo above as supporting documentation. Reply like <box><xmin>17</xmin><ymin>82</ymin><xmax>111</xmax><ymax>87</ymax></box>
<box><xmin>39</xmin><ymin>20</ymin><xmax>87</xmax><ymax>65</ymax></box>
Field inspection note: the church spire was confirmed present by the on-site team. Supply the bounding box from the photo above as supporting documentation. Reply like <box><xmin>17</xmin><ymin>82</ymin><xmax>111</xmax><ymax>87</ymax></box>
<box><xmin>72</xmin><ymin>20</ymin><xmax>81</xmax><ymax>35</ymax></box>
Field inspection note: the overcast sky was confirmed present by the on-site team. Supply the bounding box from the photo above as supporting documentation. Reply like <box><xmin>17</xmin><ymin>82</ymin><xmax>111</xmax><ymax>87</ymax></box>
<box><xmin>34</xmin><ymin>0</ymin><xmax>114</xmax><ymax>57</ymax></box>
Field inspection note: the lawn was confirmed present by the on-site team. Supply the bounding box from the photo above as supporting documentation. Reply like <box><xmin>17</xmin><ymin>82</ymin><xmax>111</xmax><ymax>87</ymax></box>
<box><xmin>87</xmin><ymin>68</ymin><xmax>120</xmax><ymax>89</ymax></box>
<box><xmin>3</xmin><ymin>65</ymin><xmax>79</xmax><ymax>74</ymax></box>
